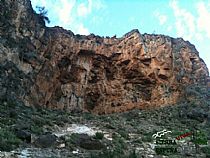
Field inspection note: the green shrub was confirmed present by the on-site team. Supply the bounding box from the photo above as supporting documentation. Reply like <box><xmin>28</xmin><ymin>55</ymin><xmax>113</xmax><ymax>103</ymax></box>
<box><xmin>201</xmin><ymin>146</ymin><xmax>210</xmax><ymax>155</ymax></box>
<box><xmin>0</xmin><ymin>128</ymin><xmax>21</xmax><ymax>151</ymax></box>
<box><xmin>30</xmin><ymin>125</ymin><xmax>43</xmax><ymax>135</ymax></box>
<box><xmin>91</xmin><ymin>149</ymin><xmax>116</xmax><ymax>158</ymax></box>
<box><xmin>112</xmin><ymin>134</ymin><xmax>127</xmax><ymax>155</ymax></box>
<box><xmin>91</xmin><ymin>149</ymin><xmax>139</xmax><ymax>158</ymax></box>
<box><xmin>128</xmin><ymin>150</ymin><xmax>138</xmax><ymax>158</ymax></box>
<box><xmin>65</xmin><ymin>133</ymin><xmax>82</xmax><ymax>145</ymax></box>
<box><xmin>35</xmin><ymin>6</ymin><xmax>50</xmax><ymax>24</ymax></box>
<box><xmin>94</xmin><ymin>132</ymin><xmax>104</xmax><ymax>140</ymax></box>
<box><xmin>142</xmin><ymin>135</ymin><xmax>153</xmax><ymax>142</ymax></box>
<box><xmin>118</xmin><ymin>130</ymin><xmax>129</xmax><ymax>140</ymax></box>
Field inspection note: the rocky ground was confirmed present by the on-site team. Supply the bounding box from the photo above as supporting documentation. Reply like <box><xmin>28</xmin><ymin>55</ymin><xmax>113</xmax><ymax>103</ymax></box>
<box><xmin>0</xmin><ymin>93</ymin><xmax>210</xmax><ymax>158</ymax></box>
<box><xmin>1</xmin><ymin>0</ymin><xmax>209</xmax><ymax>115</ymax></box>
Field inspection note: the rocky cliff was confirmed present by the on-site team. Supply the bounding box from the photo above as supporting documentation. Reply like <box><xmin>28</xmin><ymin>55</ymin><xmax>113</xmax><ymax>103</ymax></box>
<box><xmin>0</xmin><ymin>0</ymin><xmax>209</xmax><ymax>114</ymax></box>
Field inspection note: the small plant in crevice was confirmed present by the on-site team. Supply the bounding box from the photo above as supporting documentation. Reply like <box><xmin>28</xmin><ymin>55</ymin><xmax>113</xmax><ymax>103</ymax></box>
<box><xmin>35</xmin><ymin>6</ymin><xmax>50</xmax><ymax>24</ymax></box>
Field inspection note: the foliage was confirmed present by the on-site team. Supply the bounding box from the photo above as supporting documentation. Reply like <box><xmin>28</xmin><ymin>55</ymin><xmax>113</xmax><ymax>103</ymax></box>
<box><xmin>201</xmin><ymin>146</ymin><xmax>210</xmax><ymax>155</ymax></box>
<box><xmin>0</xmin><ymin>128</ymin><xmax>21</xmax><ymax>151</ymax></box>
<box><xmin>89</xmin><ymin>133</ymin><xmax>128</xmax><ymax>158</ymax></box>
<box><xmin>128</xmin><ymin>150</ymin><xmax>138</xmax><ymax>158</ymax></box>
<box><xmin>36</xmin><ymin>6</ymin><xmax>50</xmax><ymax>24</ymax></box>
<box><xmin>184</xmin><ymin>84</ymin><xmax>207</xmax><ymax>100</ymax></box>
<box><xmin>112</xmin><ymin>133</ymin><xmax>127</xmax><ymax>155</ymax></box>
<box><xmin>91</xmin><ymin>149</ymin><xmax>139</xmax><ymax>158</ymax></box>
<box><xmin>118</xmin><ymin>130</ymin><xmax>129</xmax><ymax>140</ymax></box>
<box><xmin>94</xmin><ymin>132</ymin><xmax>104</xmax><ymax>140</ymax></box>
<box><xmin>30</xmin><ymin>125</ymin><xmax>43</xmax><ymax>135</ymax></box>
<box><xmin>142</xmin><ymin>135</ymin><xmax>153</xmax><ymax>142</ymax></box>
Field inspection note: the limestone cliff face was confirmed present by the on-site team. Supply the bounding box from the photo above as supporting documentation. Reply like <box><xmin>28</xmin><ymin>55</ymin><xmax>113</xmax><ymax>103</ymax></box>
<box><xmin>0</xmin><ymin>0</ymin><xmax>209</xmax><ymax>114</ymax></box>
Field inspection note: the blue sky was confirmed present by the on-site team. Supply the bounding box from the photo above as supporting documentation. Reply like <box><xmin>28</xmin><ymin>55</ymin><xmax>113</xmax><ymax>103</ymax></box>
<box><xmin>31</xmin><ymin>0</ymin><xmax>210</xmax><ymax>72</ymax></box>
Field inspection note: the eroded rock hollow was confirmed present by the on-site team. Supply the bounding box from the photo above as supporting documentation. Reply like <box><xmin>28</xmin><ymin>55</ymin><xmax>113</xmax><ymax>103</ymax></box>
<box><xmin>0</xmin><ymin>0</ymin><xmax>209</xmax><ymax>114</ymax></box>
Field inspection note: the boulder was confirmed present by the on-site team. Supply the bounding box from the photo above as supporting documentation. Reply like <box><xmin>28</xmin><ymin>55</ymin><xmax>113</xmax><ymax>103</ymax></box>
<box><xmin>34</xmin><ymin>134</ymin><xmax>58</xmax><ymax>148</ymax></box>
<box><xmin>16</xmin><ymin>130</ymin><xmax>31</xmax><ymax>143</ymax></box>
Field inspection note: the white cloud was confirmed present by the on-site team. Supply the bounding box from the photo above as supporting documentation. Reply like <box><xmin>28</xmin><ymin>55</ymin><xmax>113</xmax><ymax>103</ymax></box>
<box><xmin>77</xmin><ymin>0</ymin><xmax>92</xmax><ymax>17</ymax></box>
<box><xmin>31</xmin><ymin>0</ymin><xmax>106</xmax><ymax>35</ymax></box>
<box><xmin>169</xmin><ymin>0</ymin><xmax>195</xmax><ymax>40</ymax></box>
<box><xmin>169</xmin><ymin>0</ymin><xmax>210</xmax><ymax>41</ymax></box>
<box><xmin>155</xmin><ymin>12</ymin><xmax>167</xmax><ymax>25</ymax></box>
<box><xmin>195</xmin><ymin>33</ymin><xmax>203</xmax><ymax>41</ymax></box>
<box><xmin>31</xmin><ymin>0</ymin><xmax>48</xmax><ymax>11</ymax></box>
<box><xmin>159</xmin><ymin>15</ymin><xmax>167</xmax><ymax>25</ymax></box>
<box><xmin>167</xmin><ymin>26</ymin><xmax>172</xmax><ymax>32</ymax></box>
<box><xmin>94</xmin><ymin>0</ymin><xmax>105</xmax><ymax>10</ymax></box>
<box><xmin>56</xmin><ymin>0</ymin><xmax>76</xmax><ymax>26</ymax></box>
<box><xmin>168</xmin><ymin>0</ymin><xmax>210</xmax><ymax>71</ymax></box>
<box><xmin>77</xmin><ymin>24</ymin><xmax>90</xmax><ymax>35</ymax></box>
<box><xmin>196</xmin><ymin>1</ymin><xmax>210</xmax><ymax>38</ymax></box>
<box><xmin>77</xmin><ymin>0</ymin><xmax>105</xmax><ymax>17</ymax></box>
